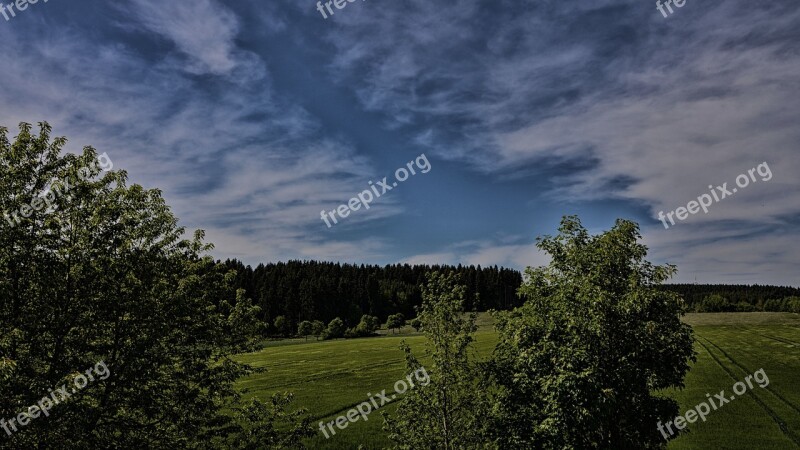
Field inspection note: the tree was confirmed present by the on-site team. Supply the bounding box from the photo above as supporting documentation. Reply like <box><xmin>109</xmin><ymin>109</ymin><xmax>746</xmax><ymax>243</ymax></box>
<box><xmin>273</xmin><ymin>315</ymin><xmax>291</xmax><ymax>337</ymax></box>
<box><xmin>386</xmin><ymin>314</ymin><xmax>406</xmax><ymax>334</ymax></box>
<box><xmin>410</xmin><ymin>318</ymin><xmax>422</xmax><ymax>331</ymax></box>
<box><xmin>222</xmin><ymin>394</ymin><xmax>314</xmax><ymax>449</ymax></box>
<box><xmin>311</xmin><ymin>320</ymin><xmax>325</xmax><ymax>340</ymax></box>
<box><xmin>696</xmin><ymin>294</ymin><xmax>732</xmax><ymax>312</ymax></box>
<box><xmin>489</xmin><ymin>216</ymin><xmax>696</xmax><ymax>449</ymax></box>
<box><xmin>0</xmin><ymin>123</ymin><xmax>310</xmax><ymax>448</ymax></box>
<box><xmin>297</xmin><ymin>321</ymin><xmax>313</xmax><ymax>341</ymax></box>
<box><xmin>356</xmin><ymin>315</ymin><xmax>380</xmax><ymax>335</ymax></box>
<box><xmin>384</xmin><ymin>272</ymin><xmax>491</xmax><ymax>449</ymax></box>
<box><xmin>323</xmin><ymin>317</ymin><xmax>345</xmax><ymax>340</ymax></box>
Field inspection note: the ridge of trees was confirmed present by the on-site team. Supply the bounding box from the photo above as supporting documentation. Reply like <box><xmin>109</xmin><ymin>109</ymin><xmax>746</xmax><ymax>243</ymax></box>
<box><xmin>222</xmin><ymin>258</ymin><xmax>800</xmax><ymax>334</ymax></box>
<box><xmin>220</xmin><ymin>259</ymin><xmax>523</xmax><ymax>334</ymax></box>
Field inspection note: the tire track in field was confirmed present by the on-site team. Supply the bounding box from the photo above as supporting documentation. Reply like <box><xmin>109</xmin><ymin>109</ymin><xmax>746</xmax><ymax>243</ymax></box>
<box><xmin>700</xmin><ymin>336</ymin><xmax>800</xmax><ymax>417</ymax></box>
<box><xmin>735</xmin><ymin>326</ymin><xmax>800</xmax><ymax>348</ymax></box>
<box><xmin>252</xmin><ymin>359</ymin><xmax>406</xmax><ymax>391</ymax></box>
<box><xmin>696</xmin><ymin>337</ymin><xmax>800</xmax><ymax>447</ymax></box>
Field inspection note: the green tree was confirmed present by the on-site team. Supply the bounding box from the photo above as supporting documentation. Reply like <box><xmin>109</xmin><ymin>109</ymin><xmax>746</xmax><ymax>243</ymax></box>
<box><xmin>356</xmin><ymin>314</ymin><xmax>380</xmax><ymax>335</ymax></box>
<box><xmin>311</xmin><ymin>320</ymin><xmax>325</xmax><ymax>340</ymax></box>
<box><xmin>222</xmin><ymin>393</ymin><xmax>313</xmax><ymax>449</ymax></box>
<box><xmin>297</xmin><ymin>321</ymin><xmax>313</xmax><ymax>341</ymax></box>
<box><xmin>410</xmin><ymin>318</ymin><xmax>422</xmax><ymax>331</ymax></box>
<box><xmin>0</xmin><ymin>123</ymin><xmax>308</xmax><ymax>448</ymax></box>
<box><xmin>489</xmin><ymin>216</ymin><xmax>696</xmax><ymax>449</ymax></box>
<box><xmin>273</xmin><ymin>315</ymin><xmax>290</xmax><ymax>337</ymax></box>
<box><xmin>696</xmin><ymin>294</ymin><xmax>732</xmax><ymax>312</ymax></box>
<box><xmin>386</xmin><ymin>314</ymin><xmax>406</xmax><ymax>334</ymax></box>
<box><xmin>384</xmin><ymin>272</ymin><xmax>491</xmax><ymax>449</ymax></box>
<box><xmin>324</xmin><ymin>317</ymin><xmax>345</xmax><ymax>340</ymax></box>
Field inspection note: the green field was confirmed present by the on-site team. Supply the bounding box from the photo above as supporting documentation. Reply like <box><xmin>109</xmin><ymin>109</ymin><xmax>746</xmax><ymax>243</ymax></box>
<box><xmin>235</xmin><ymin>313</ymin><xmax>800</xmax><ymax>449</ymax></box>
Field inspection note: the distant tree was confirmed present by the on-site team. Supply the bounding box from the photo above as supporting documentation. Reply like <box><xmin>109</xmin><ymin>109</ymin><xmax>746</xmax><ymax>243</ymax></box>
<box><xmin>297</xmin><ymin>321</ymin><xmax>313</xmax><ymax>341</ymax></box>
<box><xmin>273</xmin><ymin>315</ymin><xmax>291</xmax><ymax>337</ymax></box>
<box><xmin>324</xmin><ymin>317</ymin><xmax>345</xmax><ymax>340</ymax></box>
<box><xmin>311</xmin><ymin>320</ymin><xmax>326</xmax><ymax>340</ymax></box>
<box><xmin>386</xmin><ymin>314</ymin><xmax>406</xmax><ymax>334</ymax></box>
<box><xmin>410</xmin><ymin>318</ymin><xmax>422</xmax><ymax>331</ymax></box>
<box><xmin>356</xmin><ymin>315</ymin><xmax>380</xmax><ymax>335</ymax></box>
<box><xmin>384</xmin><ymin>272</ymin><xmax>491</xmax><ymax>448</ymax></box>
<box><xmin>696</xmin><ymin>294</ymin><xmax>732</xmax><ymax>312</ymax></box>
<box><xmin>489</xmin><ymin>216</ymin><xmax>696</xmax><ymax>449</ymax></box>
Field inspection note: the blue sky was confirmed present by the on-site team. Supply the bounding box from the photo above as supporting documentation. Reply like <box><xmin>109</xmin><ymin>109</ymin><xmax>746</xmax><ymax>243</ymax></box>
<box><xmin>1</xmin><ymin>0</ymin><xmax>798</xmax><ymax>285</ymax></box>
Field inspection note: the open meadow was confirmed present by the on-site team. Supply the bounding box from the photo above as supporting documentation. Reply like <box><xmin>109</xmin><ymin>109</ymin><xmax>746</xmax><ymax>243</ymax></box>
<box><xmin>235</xmin><ymin>313</ymin><xmax>800</xmax><ymax>449</ymax></box>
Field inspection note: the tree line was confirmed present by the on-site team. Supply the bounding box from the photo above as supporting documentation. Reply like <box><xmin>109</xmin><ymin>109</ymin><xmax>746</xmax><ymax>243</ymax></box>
<box><xmin>220</xmin><ymin>259</ymin><xmax>523</xmax><ymax>335</ymax></box>
<box><xmin>221</xmin><ymin>258</ymin><xmax>800</xmax><ymax>336</ymax></box>
<box><xmin>656</xmin><ymin>284</ymin><xmax>800</xmax><ymax>312</ymax></box>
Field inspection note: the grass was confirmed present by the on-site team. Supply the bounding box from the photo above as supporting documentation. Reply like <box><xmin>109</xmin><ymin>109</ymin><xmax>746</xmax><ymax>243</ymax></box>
<box><xmin>234</xmin><ymin>312</ymin><xmax>800</xmax><ymax>449</ymax></box>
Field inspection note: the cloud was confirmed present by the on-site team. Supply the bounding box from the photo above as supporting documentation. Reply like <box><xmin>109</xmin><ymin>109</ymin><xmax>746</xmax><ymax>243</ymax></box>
<box><xmin>0</xmin><ymin>6</ymin><xmax>404</xmax><ymax>266</ymax></box>
<box><xmin>125</xmin><ymin>0</ymin><xmax>262</xmax><ymax>78</ymax></box>
<box><xmin>321</xmin><ymin>0</ymin><xmax>800</xmax><ymax>284</ymax></box>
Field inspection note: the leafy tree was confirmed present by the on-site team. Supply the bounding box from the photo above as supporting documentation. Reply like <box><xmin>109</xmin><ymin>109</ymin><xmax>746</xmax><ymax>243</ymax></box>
<box><xmin>384</xmin><ymin>272</ymin><xmax>491</xmax><ymax>449</ymax></box>
<box><xmin>297</xmin><ymin>321</ymin><xmax>313</xmax><ymax>341</ymax></box>
<box><xmin>273</xmin><ymin>315</ymin><xmax>291</xmax><ymax>337</ymax></box>
<box><xmin>696</xmin><ymin>294</ymin><xmax>732</xmax><ymax>312</ymax></box>
<box><xmin>0</xmin><ymin>123</ymin><xmax>308</xmax><ymax>448</ymax></box>
<box><xmin>386</xmin><ymin>314</ymin><xmax>406</xmax><ymax>334</ymax></box>
<box><xmin>323</xmin><ymin>317</ymin><xmax>345</xmax><ymax>340</ymax></box>
<box><xmin>356</xmin><ymin>315</ymin><xmax>380</xmax><ymax>335</ymax></box>
<box><xmin>489</xmin><ymin>216</ymin><xmax>696</xmax><ymax>449</ymax></box>
<box><xmin>410</xmin><ymin>318</ymin><xmax>422</xmax><ymax>331</ymax></box>
<box><xmin>220</xmin><ymin>393</ymin><xmax>313</xmax><ymax>449</ymax></box>
<box><xmin>311</xmin><ymin>320</ymin><xmax>325</xmax><ymax>340</ymax></box>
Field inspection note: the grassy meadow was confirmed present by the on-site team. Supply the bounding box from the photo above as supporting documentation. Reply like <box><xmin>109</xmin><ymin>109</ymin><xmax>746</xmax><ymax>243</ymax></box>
<box><xmin>234</xmin><ymin>313</ymin><xmax>800</xmax><ymax>449</ymax></box>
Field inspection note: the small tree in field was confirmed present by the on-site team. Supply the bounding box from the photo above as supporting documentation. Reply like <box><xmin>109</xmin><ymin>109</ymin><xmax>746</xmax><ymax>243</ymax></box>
<box><xmin>273</xmin><ymin>315</ymin><xmax>291</xmax><ymax>337</ymax></box>
<box><xmin>489</xmin><ymin>216</ymin><xmax>696</xmax><ymax>449</ymax></box>
<box><xmin>355</xmin><ymin>315</ymin><xmax>380</xmax><ymax>336</ymax></box>
<box><xmin>311</xmin><ymin>320</ymin><xmax>325</xmax><ymax>340</ymax></box>
<box><xmin>384</xmin><ymin>272</ymin><xmax>491</xmax><ymax>449</ymax></box>
<box><xmin>297</xmin><ymin>321</ymin><xmax>313</xmax><ymax>341</ymax></box>
<box><xmin>385</xmin><ymin>314</ymin><xmax>405</xmax><ymax>334</ymax></box>
<box><xmin>324</xmin><ymin>317</ymin><xmax>345</xmax><ymax>340</ymax></box>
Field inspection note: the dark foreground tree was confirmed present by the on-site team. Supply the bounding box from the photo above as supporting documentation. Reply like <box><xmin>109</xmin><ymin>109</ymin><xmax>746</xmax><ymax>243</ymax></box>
<box><xmin>0</xmin><ymin>123</ymin><xmax>310</xmax><ymax>448</ymax></box>
<box><xmin>384</xmin><ymin>272</ymin><xmax>491</xmax><ymax>449</ymax></box>
<box><xmin>489</xmin><ymin>216</ymin><xmax>696</xmax><ymax>449</ymax></box>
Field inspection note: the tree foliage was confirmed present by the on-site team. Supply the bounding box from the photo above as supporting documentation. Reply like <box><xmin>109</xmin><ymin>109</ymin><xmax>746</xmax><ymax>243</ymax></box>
<box><xmin>489</xmin><ymin>216</ymin><xmax>696</xmax><ymax>449</ymax></box>
<box><xmin>384</xmin><ymin>272</ymin><xmax>491</xmax><ymax>449</ymax></box>
<box><xmin>323</xmin><ymin>317</ymin><xmax>345</xmax><ymax>340</ymax></box>
<box><xmin>385</xmin><ymin>314</ymin><xmax>406</xmax><ymax>334</ymax></box>
<box><xmin>0</xmin><ymin>123</ymin><xmax>308</xmax><ymax>448</ymax></box>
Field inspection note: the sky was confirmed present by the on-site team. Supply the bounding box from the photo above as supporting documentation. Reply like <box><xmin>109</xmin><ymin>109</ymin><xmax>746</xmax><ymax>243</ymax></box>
<box><xmin>0</xmin><ymin>0</ymin><xmax>798</xmax><ymax>285</ymax></box>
